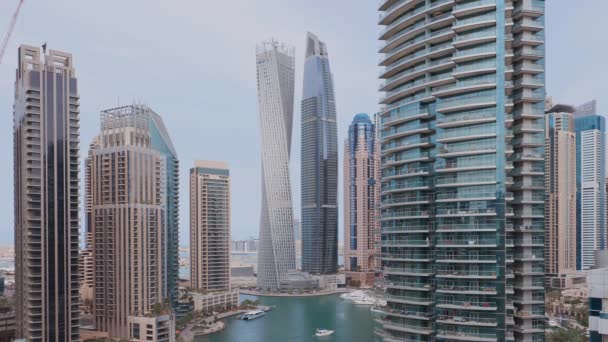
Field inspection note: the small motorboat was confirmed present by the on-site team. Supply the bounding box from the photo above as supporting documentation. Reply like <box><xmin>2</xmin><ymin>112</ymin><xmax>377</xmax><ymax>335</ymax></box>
<box><xmin>315</xmin><ymin>329</ymin><xmax>334</xmax><ymax>337</ymax></box>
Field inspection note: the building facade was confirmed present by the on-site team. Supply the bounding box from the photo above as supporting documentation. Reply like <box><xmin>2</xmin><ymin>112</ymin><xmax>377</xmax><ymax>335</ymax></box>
<box><xmin>545</xmin><ymin>104</ymin><xmax>577</xmax><ymax>288</ymax></box>
<box><xmin>588</xmin><ymin>251</ymin><xmax>608</xmax><ymax>342</ymax></box>
<box><xmin>301</xmin><ymin>32</ymin><xmax>339</xmax><ymax>275</ymax></box>
<box><xmin>344</xmin><ymin>113</ymin><xmax>380</xmax><ymax>287</ymax></box>
<box><xmin>13</xmin><ymin>45</ymin><xmax>80</xmax><ymax>341</ymax></box>
<box><xmin>127</xmin><ymin>314</ymin><xmax>175</xmax><ymax>342</ymax></box>
<box><xmin>255</xmin><ymin>40</ymin><xmax>297</xmax><ymax>291</ymax></box>
<box><xmin>148</xmin><ymin>110</ymin><xmax>180</xmax><ymax>308</ymax></box>
<box><xmin>377</xmin><ymin>1</ymin><xmax>546</xmax><ymax>341</ymax></box>
<box><xmin>575</xmin><ymin>114</ymin><xmax>606</xmax><ymax>270</ymax></box>
<box><xmin>190</xmin><ymin>161</ymin><xmax>231</xmax><ymax>291</ymax></box>
<box><xmin>90</xmin><ymin>105</ymin><xmax>171</xmax><ymax>338</ymax></box>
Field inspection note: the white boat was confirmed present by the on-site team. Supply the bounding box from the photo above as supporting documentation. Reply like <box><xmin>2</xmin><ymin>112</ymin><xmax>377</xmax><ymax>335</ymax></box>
<box><xmin>241</xmin><ymin>310</ymin><xmax>266</xmax><ymax>320</ymax></box>
<box><xmin>315</xmin><ymin>329</ymin><xmax>334</xmax><ymax>337</ymax></box>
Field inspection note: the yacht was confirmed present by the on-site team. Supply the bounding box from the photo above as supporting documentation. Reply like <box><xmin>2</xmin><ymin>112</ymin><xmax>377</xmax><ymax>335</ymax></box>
<box><xmin>315</xmin><ymin>329</ymin><xmax>334</xmax><ymax>337</ymax></box>
<box><xmin>241</xmin><ymin>310</ymin><xmax>266</xmax><ymax>321</ymax></box>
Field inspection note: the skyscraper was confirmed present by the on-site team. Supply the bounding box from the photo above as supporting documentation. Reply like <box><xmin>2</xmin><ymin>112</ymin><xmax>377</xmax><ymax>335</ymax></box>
<box><xmin>377</xmin><ymin>1</ymin><xmax>546</xmax><ymax>341</ymax></box>
<box><xmin>301</xmin><ymin>32</ymin><xmax>339</xmax><ymax>275</ymax></box>
<box><xmin>13</xmin><ymin>45</ymin><xmax>80</xmax><ymax>341</ymax></box>
<box><xmin>148</xmin><ymin>110</ymin><xmax>180</xmax><ymax>308</ymax></box>
<box><xmin>344</xmin><ymin>113</ymin><xmax>380</xmax><ymax>287</ymax></box>
<box><xmin>255</xmin><ymin>40</ymin><xmax>297</xmax><ymax>291</ymax></box>
<box><xmin>190</xmin><ymin>161</ymin><xmax>231</xmax><ymax>291</ymax></box>
<box><xmin>545</xmin><ymin>103</ymin><xmax>577</xmax><ymax>288</ymax></box>
<box><xmin>575</xmin><ymin>114</ymin><xmax>606</xmax><ymax>270</ymax></box>
<box><xmin>91</xmin><ymin>105</ymin><xmax>173</xmax><ymax>338</ymax></box>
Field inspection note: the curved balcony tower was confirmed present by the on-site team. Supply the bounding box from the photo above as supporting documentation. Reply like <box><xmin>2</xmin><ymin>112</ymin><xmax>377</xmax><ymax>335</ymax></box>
<box><xmin>377</xmin><ymin>1</ymin><xmax>546</xmax><ymax>341</ymax></box>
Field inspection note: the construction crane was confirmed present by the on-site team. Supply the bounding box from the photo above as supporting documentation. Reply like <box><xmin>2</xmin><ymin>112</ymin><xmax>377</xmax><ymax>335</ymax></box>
<box><xmin>0</xmin><ymin>0</ymin><xmax>24</xmax><ymax>64</ymax></box>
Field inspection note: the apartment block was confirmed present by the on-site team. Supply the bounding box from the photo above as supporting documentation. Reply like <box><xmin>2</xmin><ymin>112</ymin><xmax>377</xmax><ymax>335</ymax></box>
<box><xmin>190</xmin><ymin>161</ymin><xmax>231</xmax><ymax>292</ymax></box>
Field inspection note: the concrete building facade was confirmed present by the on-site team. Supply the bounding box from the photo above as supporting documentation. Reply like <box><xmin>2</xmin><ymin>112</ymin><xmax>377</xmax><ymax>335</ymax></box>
<box><xmin>13</xmin><ymin>45</ymin><xmax>80</xmax><ymax>341</ymax></box>
<box><xmin>90</xmin><ymin>105</ymin><xmax>170</xmax><ymax>338</ymax></box>
<box><xmin>545</xmin><ymin>104</ymin><xmax>577</xmax><ymax>288</ymax></box>
<box><xmin>377</xmin><ymin>1</ymin><xmax>546</xmax><ymax>341</ymax></box>
<box><xmin>301</xmin><ymin>32</ymin><xmax>339</xmax><ymax>275</ymax></box>
<box><xmin>344</xmin><ymin>113</ymin><xmax>380</xmax><ymax>287</ymax></box>
<box><xmin>255</xmin><ymin>40</ymin><xmax>297</xmax><ymax>291</ymax></box>
<box><xmin>190</xmin><ymin>161</ymin><xmax>231</xmax><ymax>292</ymax></box>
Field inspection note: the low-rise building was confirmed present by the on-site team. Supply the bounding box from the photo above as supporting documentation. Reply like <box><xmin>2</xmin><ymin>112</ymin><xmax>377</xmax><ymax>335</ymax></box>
<box><xmin>128</xmin><ymin>314</ymin><xmax>175</xmax><ymax>342</ymax></box>
<box><xmin>279</xmin><ymin>271</ymin><xmax>319</xmax><ymax>292</ymax></box>
<box><xmin>191</xmin><ymin>290</ymin><xmax>239</xmax><ymax>316</ymax></box>
<box><xmin>313</xmin><ymin>274</ymin><xmax>346</xmax><ymax>291</ymax></box>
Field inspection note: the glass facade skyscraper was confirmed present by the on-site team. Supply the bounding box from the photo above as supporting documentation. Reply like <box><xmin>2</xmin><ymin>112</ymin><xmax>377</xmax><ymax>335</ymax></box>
<box><xmin>377</xmin><ymin>1</ymin><xmax>546</xmax><ymax>341</ymax></box>
<box><xmin>148</xmin><ymin>109</ymin><xmax>180</xmax><ymax>308</ymax></box>
<box><xmin>575</xmin><ymin>114</ymin><xmax>606</xmax><ymax>270</ymax></box>
<box><xmin>13</xmin><ymin>45</ymin><xmax>80</xmax><ymax>341</ymax></box>
<box><xmin>256</xmin><ymin>40</ymin><xmax>297</xmax><ymax>291</ymax></box>
<box><xmin>301</xmin><ymin>32</ymin><xmax>339</xmax><ymax>275</ymax></box>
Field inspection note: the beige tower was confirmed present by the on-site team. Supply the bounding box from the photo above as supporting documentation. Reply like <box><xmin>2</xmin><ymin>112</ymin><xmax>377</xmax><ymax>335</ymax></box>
<box><xmin>91</xmin><ymin>106</ymin><xmax>171</xmax><ymax>339</ymax></box>
<box><xmin>190</xmin><ymin>161</ymin><xmax>231</xmax><ymax>291</ymax></box>
<box><xmin>545</xmin><ymin>103</ymin><xmax>577</xmax><ymax>288</ymax></box>
<box><xmin>343</xmin><ymin>114</ymin><xmax>380</xmax><ymax>287</ymax></box>
<box><xmin>13</xmin><ymin>45</ymin><xmax>80</xmax><ymax>341</ymax></box>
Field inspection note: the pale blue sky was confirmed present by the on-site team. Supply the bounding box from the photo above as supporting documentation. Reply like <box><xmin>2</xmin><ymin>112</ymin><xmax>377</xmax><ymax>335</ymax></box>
<box><xmin>0</xmin><ymin>0</ymin><xmax>606</xmax><ymax>246</ymax></box>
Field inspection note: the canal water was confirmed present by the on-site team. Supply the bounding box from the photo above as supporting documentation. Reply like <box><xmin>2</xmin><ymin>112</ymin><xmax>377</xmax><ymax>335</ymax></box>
<box><xmin>195</xmin><ymin>294</ymin><xmax>375</xmax><ymax>342</ymax></box>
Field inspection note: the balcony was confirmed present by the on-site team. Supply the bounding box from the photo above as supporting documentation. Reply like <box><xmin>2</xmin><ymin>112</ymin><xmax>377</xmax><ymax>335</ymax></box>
<box><xmin>382</xmin><ymin>236</ymin><xmax>430</xmax><ymax>247</ymax></box>
<box><xmin>378</xmin><ymin>0</ymin><xmax>427</xmax><ymax>26</ymax></box>
<box><xmin>381</xmin><ymin>253</ymin><xmax>431</xmax><ymax>263</ymax></box>
<box><xmin>384</xmin><ymin>293</ymin><xmax>433</xmax><ymax>306</ymax></box>
<box><xmin>382</xmin><ymin>167</ymin><xmax>430</xmax><ymax>179</ymax></box>
<box><xmin>453</xmin><ymin>12</ymin><xmax>496</xmax><ymax>32</ymax></box>
<box><xmin>436</xmin><ymin>330</ymin><xmax>497</xmax><ymax>342</ymax></box>
<box><xmin>384</xmin><ymin>266</ymin><xmax>433</xmax><ymax>276</ymax></box>
<box><xmin>437</xmin><ymin>315</ymin><xmax>497</xmax><ymax>327</ymax></box>
<box><xmin>436</xmin><ymin>267</ymin><xmax>497</xmax><ymax>279</ymax></box>
<box><xmin>436</xmin><ymin>208</ymin><xmax>498</xmax><ymax>217</ymax></box>
<box><xmin>436</xmin><ymin>284</ymin><xmax>497</xmax><ymax>295</ymax></box>
<box><xmin>436</xmin><ymin>299</ymin><xmax>497</xmax><ymax>311</ymax></box>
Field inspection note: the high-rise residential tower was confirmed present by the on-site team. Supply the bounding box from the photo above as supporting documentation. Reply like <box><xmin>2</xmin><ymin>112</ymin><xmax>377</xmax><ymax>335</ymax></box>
<box><xmin>255</xmin><ymin>40</ymin><xmax>297</xmax><ymax>291</ymax></box>
<box><xmin>545</xmin><ymin>103</ymin><xmax>577</xmax><ymax>288</ymax></box>
<box><xmin>190</xmin><ymin>161</ymin><xmax>231</xmax><ymax>291</ymax></box>
<box><xmin>575</xmin><ymin>114</ymin><xmax>606</xmax><ymax>270</ymax></box>
<box><xmin>377</xmin><ymin>1</ymin><xmax>546</xmax><ymax>341</ymax></box>
<box><xmin>13</xmin><ymin>45</ymin><xmax>80</xmax><ymax>341</ymax></box>
<box><xmin>91</xmin><ymin>105</ymin><xmax>174</xmax><ymax>339</ymax></box>
<box><xmin>344</xmin><ymin>113</ymin><xmax>380</xmax><ymax>287</ymax></box>
<box><xmin>301</xmin><ymin>32</ymin><xmax>339</xmax><ymax>275</ymax></box>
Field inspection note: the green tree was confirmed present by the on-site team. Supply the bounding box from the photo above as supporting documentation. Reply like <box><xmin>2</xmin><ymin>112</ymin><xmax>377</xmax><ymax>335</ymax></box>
<box><xmin>548</xmin><ymin>326</ymin><xmax>588</xmax><ymax>342</ymax></box>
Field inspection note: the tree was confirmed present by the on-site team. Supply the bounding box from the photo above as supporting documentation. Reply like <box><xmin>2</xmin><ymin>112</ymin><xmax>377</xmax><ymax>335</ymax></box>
<box><xmin>548</xmin><ymin>326</ymin><xmax>588</xmax><ymax>342</ymax></box>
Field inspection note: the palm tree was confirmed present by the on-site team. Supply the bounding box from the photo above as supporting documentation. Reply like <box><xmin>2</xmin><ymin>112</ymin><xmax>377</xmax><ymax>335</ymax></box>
<box><xmin>548</xmin><ymin>326</ymin><xmax>588</xmax><ymax>342</ymax></box>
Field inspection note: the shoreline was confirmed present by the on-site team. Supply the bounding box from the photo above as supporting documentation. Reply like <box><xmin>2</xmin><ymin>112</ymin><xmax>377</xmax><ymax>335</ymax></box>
<box><xmin>239</xmin><ymin>288</ymin><xmax>350</xmax><ymax>298</ymax></box>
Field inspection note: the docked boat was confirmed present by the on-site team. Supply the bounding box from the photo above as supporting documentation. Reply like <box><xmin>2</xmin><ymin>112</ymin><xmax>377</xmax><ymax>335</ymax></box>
<box><xmin>315</xmin><ymin>329</ymin><xmax>334</xmax><ymax>337</ymax></box>
<box><xmin>241</xmin><ymin>310</ymin><xmax>266</xmax><ymax>321</ymax></box>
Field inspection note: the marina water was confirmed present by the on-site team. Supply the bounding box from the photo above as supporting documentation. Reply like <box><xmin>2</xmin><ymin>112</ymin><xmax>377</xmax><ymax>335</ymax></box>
<box><xmin>196</xmin><ymin>294</ymin><xmax>375</xmax><ymax>342</ymax></box>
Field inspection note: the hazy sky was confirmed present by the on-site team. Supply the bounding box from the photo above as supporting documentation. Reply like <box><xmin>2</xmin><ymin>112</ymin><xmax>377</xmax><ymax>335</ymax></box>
<box><xmin>0</xmin><ymin>0</ymin><xmax>607</xmax><ymax>246</ymax></box>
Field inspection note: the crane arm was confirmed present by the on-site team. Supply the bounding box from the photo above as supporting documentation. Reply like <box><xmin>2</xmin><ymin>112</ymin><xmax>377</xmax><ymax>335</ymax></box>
<box><xmin>0</xmin><ymin>0</ymin><xmax>25</xmax><ymax>64</ymax></box>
